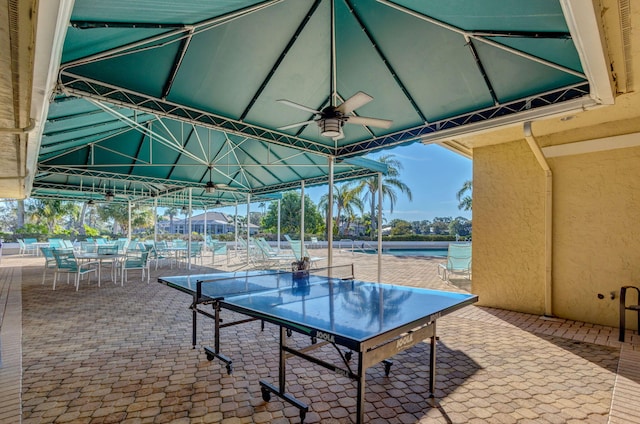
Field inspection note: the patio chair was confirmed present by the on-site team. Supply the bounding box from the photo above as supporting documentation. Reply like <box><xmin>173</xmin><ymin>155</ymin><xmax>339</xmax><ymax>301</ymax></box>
<box><xmin>80</xmin><ymin>241</ymin><xmax>97</xmax><ymax>253</ymax></box>
<box><xmin>150</xmin><ymin>241</ymin><xmax>175</xmax><ymax>269</ymax></box>
<box><xmin>254</xmin><ymin>237</ymin><xmax>295</xmax><ymax>268</ymax></box>
<box><xmin>40</xmin><ymin>246</ymin><xmax>57</xmax><ymax>286</ymax></box>
<box><xmin>61</xmin><ymin>239</ymin><xmax>75</xmax><ymax>249</ymax></box>
<box><xmin>51</xmin><ymin>248</ymin><xmax>98</xmax><ymax>291</ymax></box>
<box><xmin>236</xmin><ymin>238</ymin><xmax>266</xmax><ymax>268</ymax></box>
<box><xmin>289</xmin><ymin>240</ymin><xmax>324</xmax><ymax>267</ymax></box>
<box><xmin>115</xmin><ymin>238</ymin><xmax>129</xmax><ymax>254</ymax></box>
<box><xmin>48</xmin><ymin>238</ymin><xmax>63</xmax><ymax>249</ymax></box>
<box><xmin>17</xmin><ymin>239</ymin><xmax>26</xmax><ymax>255</ymax></box>
<box><xmin>121</xmin><ymin>250</ymin><xmax>150</xmax><ymax>284</ymax></box>
<box><xmin>209</xmin><ymin>239</ymin><xmax>228</xmax><ymax>265</ymax></box>
<box><xmin>97</xmin><ymin>244</ymin><xmax>121</xmax><ymax>283</ymax></box>
<box><xmin>437</xmin><ymin>243</ymin><xmax>472</xmax><ymax>281</ymax></box>
<box><xmin>179</xmin><ymin>242</ymin><xmax>204</xmax><ymax>267</ymax></box>
<box><xmin>23</xmin><ymin>238</ymin><xmax>39</xmax><ymax>255</ymax></box>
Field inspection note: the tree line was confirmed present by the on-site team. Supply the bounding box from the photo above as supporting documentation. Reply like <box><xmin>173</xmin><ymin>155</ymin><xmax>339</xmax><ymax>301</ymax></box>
<box><xmin>0</xmin><ymin>155</ymin><xmax>472</xmax><ymax>241</ymax></box>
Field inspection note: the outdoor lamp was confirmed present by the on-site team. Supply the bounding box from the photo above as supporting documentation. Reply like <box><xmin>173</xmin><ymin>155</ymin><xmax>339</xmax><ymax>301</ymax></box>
<box><xmin>319</xmin><ymin>118</ymin><xmax>341</xmax><ymax>138</ymax></box>
<box><xmin>204</xmin><ymin>165</ymin><xmax>215</xmax><ymax>193</ymax></box>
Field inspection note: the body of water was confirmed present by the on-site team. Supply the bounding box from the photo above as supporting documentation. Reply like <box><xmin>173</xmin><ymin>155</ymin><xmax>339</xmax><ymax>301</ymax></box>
<box><xmin>362</xmin><ymin>248</ymin><xmax>448</xmax><ymax>258</ymax></box>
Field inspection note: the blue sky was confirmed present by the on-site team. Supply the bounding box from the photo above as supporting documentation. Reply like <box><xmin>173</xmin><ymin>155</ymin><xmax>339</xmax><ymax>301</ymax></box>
<box><xmin>212</xmin><ymin>142</ymin><xmax>472</xmax><ymax>223</ymax></box>
<box><xmin>305</xmin><ymin>142</ymin><xmax>472</xmax><ymax>223</ymax></box>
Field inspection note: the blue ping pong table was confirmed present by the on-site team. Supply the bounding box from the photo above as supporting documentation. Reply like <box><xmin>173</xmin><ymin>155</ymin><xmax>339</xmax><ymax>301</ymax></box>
<box><xmin>158</xmin><ymin>265</ymin><xmax>477</xmax><ymax>424</ymax></box>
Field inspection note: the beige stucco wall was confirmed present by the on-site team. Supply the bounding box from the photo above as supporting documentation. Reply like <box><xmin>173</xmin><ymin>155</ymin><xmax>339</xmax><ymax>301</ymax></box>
<box><xmin>473</xmin><ymin>140</ymin><xmax>546</xmax><ymax>315</ymax></box>
<box><xmin>551</xmin><ymin>145</ymin><xmax>640</xmax><ymax>327</ymax></box>
<box><xmin>473</xmin><ymin>138</ymin><xmax>640</xmax><ymax>329</ymax></box>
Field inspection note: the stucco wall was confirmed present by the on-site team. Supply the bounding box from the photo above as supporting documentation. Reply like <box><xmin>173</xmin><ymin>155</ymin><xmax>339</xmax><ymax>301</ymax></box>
<box><xmin>474</xmin><ymin>139</ymin><xmax>640</xmax><ymax>329</ymax></box>
<box><xmin>551</xmin><ymin>145</ymin><xmax>640</xmax><ymax>327</ymax></box>
<box><xmin>473</xmin><ymin>140</ymin><xmax>546</xmax><ymax>315</ymax></box>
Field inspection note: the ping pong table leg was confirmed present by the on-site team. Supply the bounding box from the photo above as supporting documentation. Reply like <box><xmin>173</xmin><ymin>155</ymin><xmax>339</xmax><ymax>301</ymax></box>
<box><xmin>356</xmin><ymin>351</ymin><xmax>365</xmax><ymax>424</ymax></box>
<box><xmin>429</xmin><ymin>322</ymin><xmax>437</xmax><ymax>397</ymax></box>
<box><xmin>191</xmin><ymin>296</ymin><xmax>197</xmax><ymax>348</ymax></box>
<box><xmin>259</xmin><ymin>326</ymin><xmax>308</xmax><ymax>422</ymax></box>
<box><xmin>203</xmin><ymin>301</ymin><xmax>234</xmax><ymax>374</ymax></box>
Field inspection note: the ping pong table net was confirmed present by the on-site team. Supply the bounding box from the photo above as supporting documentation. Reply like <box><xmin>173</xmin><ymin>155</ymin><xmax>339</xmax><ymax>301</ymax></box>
<box><xmin>298</xmin><ymin>263</ymin><xmax>354</xmax><ymax>280</ymax></box>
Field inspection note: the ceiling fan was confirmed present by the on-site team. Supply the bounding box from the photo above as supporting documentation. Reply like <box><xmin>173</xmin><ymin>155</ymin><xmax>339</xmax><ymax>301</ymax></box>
<box><xmin>204</xmin><ymin>165</ymin><xmax>216</xmax><ymax>193</ymax></box>
<box><xmin>276</xmin><ymin>1</ymin><xmax>391</xmax><ymax>140</ymax></box>
<box><xmin>276</xmin><ymin>92</ymin><xmax>392</xmax><ymax>140</ymax></box>
<box><xmin>203</xmin><ymin>165</ymin><xmax>235</xmax><ymax>194</ymax></box>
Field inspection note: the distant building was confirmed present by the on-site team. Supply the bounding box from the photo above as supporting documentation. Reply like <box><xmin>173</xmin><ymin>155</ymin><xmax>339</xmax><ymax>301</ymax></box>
<box><xmin>159</xmin><ymin>211</ymin><xmax>259</xmax><ymax>235</ymax></box>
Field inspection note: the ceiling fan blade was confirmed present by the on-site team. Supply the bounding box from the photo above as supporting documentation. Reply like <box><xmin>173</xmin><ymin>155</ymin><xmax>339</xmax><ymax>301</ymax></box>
<box><xmin>277</xmin><ymin>120</ymin><xmax>316</xmax><ymax>131</ymax></box>
<box><xmin>276</xmin><ymin>99</ymin><xmax>321</xmax><ymax>115</ymax></box>
<box><xmin>346</xmin><ymin>115</ymin><xmax>393</xmax><ymax>129</ymax></box>
<box><xmin>336</xmin><ymin>91</ymin><xmax>373</xmax><ymax>114</ymax></box>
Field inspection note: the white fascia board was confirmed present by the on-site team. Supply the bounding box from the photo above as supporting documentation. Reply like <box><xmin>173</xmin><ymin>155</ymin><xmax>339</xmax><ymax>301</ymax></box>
<box><xmin>542</xmin><ymin>132</ymin><xmax>640</xmax><ymax>158</ymax></box>
<box><xmin>26</xmin><ymin>0</ymin><xmax>75</xmax><ymax>193</ymax></box>
<box><xmin>560</xmin><ymin>0</ymin><xmax>615</xmax><ymax>105</ymax></box>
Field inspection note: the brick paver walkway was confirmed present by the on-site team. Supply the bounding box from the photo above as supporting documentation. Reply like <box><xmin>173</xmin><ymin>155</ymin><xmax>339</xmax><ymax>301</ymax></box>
<box><xmin>1</xmin><ymin>248</ymin><xmax>639</xmax><ymax>423</ymax></box>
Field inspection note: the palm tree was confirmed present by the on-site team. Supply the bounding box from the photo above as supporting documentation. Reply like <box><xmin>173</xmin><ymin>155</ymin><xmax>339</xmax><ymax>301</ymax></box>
<box><xmin>27</xmin><ymin>199</ymin><xmax>79</xmax><ymax>233</ymax></box>
<box><xmin>457</xmin><ymin>180</ymin><xmax>472</xmax><ymax>211</ymax></box>
<box><xmin>356</xmin><ymin>154</ymin><xmax>412</xmax><ymax>237</ymax></box>
<box><xmin>165</xmin><ymin>207</ymin><xmax>179</xmax><ymax>233</ymax></box>
<box><xmin>319</xmin><ymin>182</ymin><xmax>363</xmax><ymax>236</ymax></box>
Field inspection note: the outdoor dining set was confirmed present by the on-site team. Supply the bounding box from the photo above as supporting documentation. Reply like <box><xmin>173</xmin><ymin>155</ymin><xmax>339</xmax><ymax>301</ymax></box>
<box><xmin>25</xmin><ymin>234</ymin><xmax>325</xmax><ymax>291</ymax></box>
<box><xmin>32</xmin><ymin>237</ymin><xmax>213</xmax><ymax>291</ymax></box>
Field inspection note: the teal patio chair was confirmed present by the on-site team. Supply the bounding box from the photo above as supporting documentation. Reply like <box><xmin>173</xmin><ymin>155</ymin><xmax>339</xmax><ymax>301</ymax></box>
<box><xmin>254</xmin><ymin>238</ymin><xmax>295</xmax><ymax>269</ymax></box>
<box><xmin>437</xmin><ymin>243</ymin><xmax>472</xmax><ymax>281</ymax></box>
<box><xmin>48</xmin><ymin>238</ymin><xmax>63</xmax><ymax>249</ymax></box>
<box><xmin>40</xmin><ymin>246</ymin><xmax>57</xmax><ymax>287</ymax></box>
<box><xmin>179</xmin><ymin>242</ymin><xmax>203</xmax><ymax>267</ymax></box>
<box><xmin>121</xmin><ymin>250</ymin><xmax>150</xmax><ymax>284</ymax></box>
<box><xmin>17</xmin><ymin>239</ymin><xmax>26</xmax><ymax>255</ymax></box>
<box><xmin>208</xmin><ymin>239</ymin><xmax>228</xmax><ymax>265</ymax></box>
<box><xmin>97</xmin><ymin>244</ymin><xmax>121</xmax><ymax>283</ymax></box>
<box><xmin>23</xmin><ymin>238</ymin><xmax>38</xmax><ymax>255</ymax></box>
<box><xmin>150</xmin><ymin>240</ymin><xmax>175</xmax><ymax>269</ymax></box>
<box><xmin>52</xmin><ymin>248</ymin><xmax>98</xmax><ymax>291</ymax></box>
<box><xmin>289</xmin><ymin>240</ymin><xmax>324</xmax><ymax>267</ymax></box>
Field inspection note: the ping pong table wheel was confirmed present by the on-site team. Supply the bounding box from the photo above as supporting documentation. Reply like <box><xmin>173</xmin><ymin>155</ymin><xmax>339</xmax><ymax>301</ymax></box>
<box><xmin>205</xmin><ymin>352</ymin><xmax>214</xmax><ymax>361</ymax></box>
<box><xmin>384</xmin><ymin>361</ymin><xmax>392</xmax><ymax>376</ymax></box>
<box><xmin>286</xmin><ymin>329</ymin><xmax>292</xmax><ymax>337</ymax></box>
<box><xmin>299</xmin><ymin>410</ymin><xmax>306</xmax><ymax>423</ymax></box>
<box><xmin>344</xmin><ymin>351</ymin><xmax>352</xmax><ymax>361</ymax></box>
<box><xmin>226</xmin><ymin>364</ymin><xmax>233</xmax><ymax>375</ymax></box>
<box><xmin>261</xmin><ymin>387</ymin><xmax>271</xmax><ymax>402</ymax></box>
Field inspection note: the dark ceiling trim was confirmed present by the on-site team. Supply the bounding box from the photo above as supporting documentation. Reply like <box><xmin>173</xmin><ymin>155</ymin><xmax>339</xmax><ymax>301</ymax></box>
<box><xmin>239</xmin><ymin>0</ymin><xmax>322</xmax><ymax>121</ymax></box>
<box><xmin>378</xmin><ymin>0</ymin><xmax>583</xmax><ymax>79</ymax></box>
<box><xmin>166</xmin><ymin>123</ymin><xmax>197</xmax><ymax>181</ymax></box>
<box><xmin>58</xmin><ymin>71</ymin><xmax>336</xmax><ymax>156</ymax></box>
<box><xmin>127</xmin><ymin>121</ymin><xmax>150</xmax><ymax>177</ymax></box>
<box><xmin>336</xmin><ymin>82</ymin><xmax>591</xmax><ymax>156</ymax></box>
<box><xmin>162</xmin><ymin>27</ymin><xmax>195</xmax><ymax>100</ymax></box>
<box><xmin>345</xmin><ymin>0</ymin><xmax>428</xmax><ymax>124</ymax></box>
<box><xmin>40</xmin><ymin>126</ymin><xmax>134</xmax><ymax>152</ymax></box>
<box><xmin>469</xmin><ymin>30</ymin><xmax>572</xmax><ymax>39</ymax></box>
<box><xmin>467</xmin><ymin>39</ymin><xmax>499</xmax><ymax>105</ymax></box>
<box><xmin>70</xmin><ymin>21</ymin><xmax>184</xmax><ymax>29</ymax></box>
